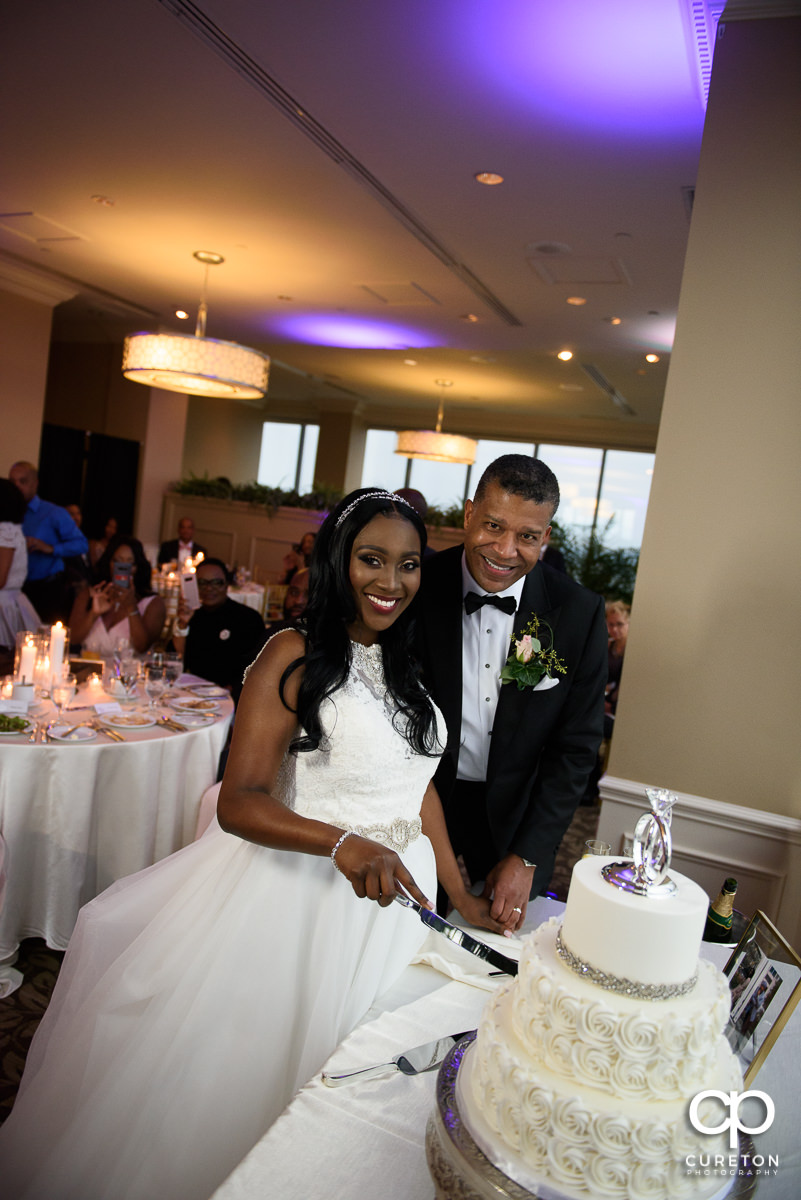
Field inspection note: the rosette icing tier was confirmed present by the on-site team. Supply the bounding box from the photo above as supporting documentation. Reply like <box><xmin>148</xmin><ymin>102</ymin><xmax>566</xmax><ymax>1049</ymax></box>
<box><xmin>457</xmin><ymin>859</ymin><xmax>742</xmax><ymax>1200</ymax></box>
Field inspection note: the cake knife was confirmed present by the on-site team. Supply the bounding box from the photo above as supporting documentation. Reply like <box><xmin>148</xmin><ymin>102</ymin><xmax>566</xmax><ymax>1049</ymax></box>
<box><xmin>393</xmin><ymin>892</ymin><xmax>519</xmax><ymax>976</ymax></box>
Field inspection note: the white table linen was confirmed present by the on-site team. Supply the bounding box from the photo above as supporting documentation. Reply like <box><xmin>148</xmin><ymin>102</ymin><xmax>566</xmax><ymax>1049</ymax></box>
<box><xmin>227</xmin><ymin>585</ymin><xmax>265</xmax><ymax>615</ymax></box>
<box><xmin>0</xmin><ymin>683</ymin><xmax>233</xmax><ymax>958</ymax></box>
<box><xmin>213</xmin><ymin>901</ymin><xmax>800</xmax><ymax>1200</ymax></box>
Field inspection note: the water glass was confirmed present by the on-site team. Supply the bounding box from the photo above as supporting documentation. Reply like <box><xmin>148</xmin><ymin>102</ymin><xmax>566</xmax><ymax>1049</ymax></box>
<box><xmin>144</xmin><ymin>664</ymin><xmax>168</xmax><ymax>712</ymax></box>
<box><xmin>583</xmin><ymin>839</ymin><xmax>612</xmax><ymax>858</ymax></box>
<box><xmin>51</xmin><ymin>673</ymin><xmax>78</xmax><ymax>716</ymax></box>
<box><xmin>119</xmin><ymin>656</ymin><xmax>140</xmax><ymax>700</ymax></box>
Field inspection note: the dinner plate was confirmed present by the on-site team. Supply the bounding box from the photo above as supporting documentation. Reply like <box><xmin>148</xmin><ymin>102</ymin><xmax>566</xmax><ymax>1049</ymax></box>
<box><xmin>0</xmin><ymin>716</ymin><xmax>35</xmax><ymax>737</ymax></box>
<box><xmin>170</xmin><ymin>698</ymin><xmax>220</xmax><ymax>713</ymax></box>
<box><xmin>103</xmin><ymin>711</ymin><xmax>157</xmax><ymax>729</ymax></box>
<box><xmin>47</xmin><ymin>723</ymin><xmax>98</xmax><ymax>742</ymax></box>
<box><xmin>169</xmin><ymin>712</ymin><xmax>216</xmax><ymax>729</ymax></box>
<box><xmin>183</xmin><ymin>684</ymin><xmax>228</xmax><ymax>699</ymax></box>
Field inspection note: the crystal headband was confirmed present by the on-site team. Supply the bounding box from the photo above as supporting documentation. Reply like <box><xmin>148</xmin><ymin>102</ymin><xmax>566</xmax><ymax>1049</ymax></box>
<box><xmin>334</xmin><ymin>491</ymin><xmax>413</xmax><ymax>528</ymax></box>
<box><xmin>555</xmin><ymin>928</ymin><xmax>698</xmax><ymax>1001</ymax></box>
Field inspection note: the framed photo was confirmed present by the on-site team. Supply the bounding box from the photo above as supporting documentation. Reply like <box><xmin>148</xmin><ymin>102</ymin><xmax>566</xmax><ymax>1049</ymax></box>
<box><xmin>723</xmin><ymin>910</ymin><xmax>801</xmax><ymax>1086</ymax></box>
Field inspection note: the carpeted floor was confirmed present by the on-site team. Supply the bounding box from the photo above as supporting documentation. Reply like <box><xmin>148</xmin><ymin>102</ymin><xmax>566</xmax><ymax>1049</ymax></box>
<box><xmin>0</xmin><ymin>803</ymin><xmax>599</xmax><ymax>1127</ymax></box>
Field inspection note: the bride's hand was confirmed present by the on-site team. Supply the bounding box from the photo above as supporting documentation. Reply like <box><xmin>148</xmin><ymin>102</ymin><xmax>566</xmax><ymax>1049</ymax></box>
<box><xmin>333</xmin><ymin>833</ymin><xmax>432</xmax><ymax>910</ymax></box>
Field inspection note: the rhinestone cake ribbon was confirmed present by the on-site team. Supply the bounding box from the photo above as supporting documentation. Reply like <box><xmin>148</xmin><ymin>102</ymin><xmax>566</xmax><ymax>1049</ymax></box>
<box><xmin>555</xmin><ymin>928</ymin><xmax>698</xmax><ymax>1001</ymax></box>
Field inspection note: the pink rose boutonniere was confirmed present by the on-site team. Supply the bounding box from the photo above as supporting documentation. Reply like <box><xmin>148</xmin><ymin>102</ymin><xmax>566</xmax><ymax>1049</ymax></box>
<box><xmin>500</xmin><ymin>614</ymin><xmax>567</xmax><ymax>692</ymax></box>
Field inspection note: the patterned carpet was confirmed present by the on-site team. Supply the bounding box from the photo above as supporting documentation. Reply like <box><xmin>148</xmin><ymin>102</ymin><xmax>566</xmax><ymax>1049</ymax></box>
<box><xmin>0</xmin><ymin>804</ymin><xmax>598</xmax><ymax>1127</ymax></box>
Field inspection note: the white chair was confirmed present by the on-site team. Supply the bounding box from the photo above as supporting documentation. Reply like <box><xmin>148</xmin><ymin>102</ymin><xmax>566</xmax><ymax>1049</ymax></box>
<box><xmin>194</xmin><ymin>781</ymin><xmax>222</xmax><ymax>840</ymax></box>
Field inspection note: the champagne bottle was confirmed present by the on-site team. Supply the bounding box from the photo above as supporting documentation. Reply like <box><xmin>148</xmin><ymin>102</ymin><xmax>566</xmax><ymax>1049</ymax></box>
<box><xmin>703</xmin><ymin>877</ymin><xmax>738</xmax><ymax>942</ymax></box>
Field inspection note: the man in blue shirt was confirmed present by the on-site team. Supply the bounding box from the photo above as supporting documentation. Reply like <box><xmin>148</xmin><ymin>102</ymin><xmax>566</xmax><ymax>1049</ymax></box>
<box><xmin>9</xmin><ymin>460</ymin><xmax>89</xmax><ymax>623</ymax></box>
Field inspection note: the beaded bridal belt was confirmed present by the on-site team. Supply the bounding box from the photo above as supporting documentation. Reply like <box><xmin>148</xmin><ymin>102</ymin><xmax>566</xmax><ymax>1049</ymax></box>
<box><xmin>352</xmin><ymin>816</ymin><xmax>422</xmax><ymax>854</ymax></box>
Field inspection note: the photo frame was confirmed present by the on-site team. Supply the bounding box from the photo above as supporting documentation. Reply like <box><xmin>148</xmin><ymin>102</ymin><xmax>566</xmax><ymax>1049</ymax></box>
<box><xmin>723</xmin><ymin>910</ymin><xmax>801</xmax><ymax>1086</ymax></box>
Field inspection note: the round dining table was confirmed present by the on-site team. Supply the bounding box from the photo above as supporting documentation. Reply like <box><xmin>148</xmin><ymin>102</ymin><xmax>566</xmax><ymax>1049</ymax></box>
<box><xmin>0</xmin><ymin>674</ymin><xmax>233</xmax><ymax>960</ymax></box>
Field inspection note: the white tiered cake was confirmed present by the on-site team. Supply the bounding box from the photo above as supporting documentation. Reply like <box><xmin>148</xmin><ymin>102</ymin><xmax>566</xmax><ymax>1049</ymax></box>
<box><xmin>456</xmin><ymin>857</ymin><xmax>741</xmax><ymax>1200</ymax></box>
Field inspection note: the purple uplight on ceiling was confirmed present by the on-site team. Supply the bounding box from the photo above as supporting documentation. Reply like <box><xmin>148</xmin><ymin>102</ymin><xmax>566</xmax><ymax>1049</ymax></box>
<box><xmin>268</xmin><ymin>313</ymin><xmax>438</xmax><ymax>350</ymax></box>
<box><xmin>464</xmin><ymin>0</ymin><xmax>704</xmax><ymax>137</ymax></box>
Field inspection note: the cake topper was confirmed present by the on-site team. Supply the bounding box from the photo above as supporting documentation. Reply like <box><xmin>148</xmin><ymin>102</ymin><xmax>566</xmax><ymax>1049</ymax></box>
<box><xmin>602</xmin><ymin>786</ymin><xmax>678</xmax><ymax>898</ymax></box>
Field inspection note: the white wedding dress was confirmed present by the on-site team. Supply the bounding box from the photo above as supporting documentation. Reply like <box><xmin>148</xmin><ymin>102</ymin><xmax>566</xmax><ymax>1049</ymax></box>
<box><xmin>0</xmin><ymin>641</ymin><xmax>443</xmax><ymax>1200</ymax></box>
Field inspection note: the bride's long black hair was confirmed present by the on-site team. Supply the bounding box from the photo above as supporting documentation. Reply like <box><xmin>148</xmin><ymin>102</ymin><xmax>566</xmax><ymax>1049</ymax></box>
<box><xmin>279</xmin><ymin>488</ymin><xmax>439</xmax><ymax>757</ymax></box>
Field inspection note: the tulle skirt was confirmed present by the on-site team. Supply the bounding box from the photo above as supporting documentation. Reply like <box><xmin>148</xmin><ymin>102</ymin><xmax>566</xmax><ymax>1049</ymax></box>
<box><xmin>0</xmin><ymin>819</ymin><xmax>435</xmax><ymax>1200</ymax></box>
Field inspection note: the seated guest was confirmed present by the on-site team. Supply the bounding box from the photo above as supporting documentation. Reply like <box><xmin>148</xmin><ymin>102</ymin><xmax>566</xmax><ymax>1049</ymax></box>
<box><xmin>263</xmin><ymin>567</ymin><xmax>309</xmax><ymax>640</ymax></box>
<box><xmin>69</xmin><ymin>535</ymin><xmax>165</xmax><ymax>655</ymax></box>
<box><xmin>277</xmin><ymin>529</ymin><xmax>316</xmax><ymax>584</ymax></box>
<box><xmin>0</xmin><ymin>478</ymin><xmax>40</xmax><ymax>648</ymax></box>
<box><xmin>9</xmin><ymin>460</ymin><xmax>88</xmax><ymax>623</ymax></box>
<box><xmin>88</xmin><ymin>514</ymin><xmax>119</xmax><ymax>567</ymax></box>
<box><xmin>158</xmin><ymin>516</ymin><xmax>206</xmax><ymax>567</ymax></box>
<box><xmin>172</xmin><ymin>557</ymin><xmax>266</xmax><ymax>701</ymax></box>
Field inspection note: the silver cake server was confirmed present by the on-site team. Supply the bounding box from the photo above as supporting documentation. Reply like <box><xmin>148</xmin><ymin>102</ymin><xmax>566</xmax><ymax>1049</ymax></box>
<box><xmin>321</xmin><ymin>1030</ymin><xmax>472</xmax><ymax>1086</ymax></box>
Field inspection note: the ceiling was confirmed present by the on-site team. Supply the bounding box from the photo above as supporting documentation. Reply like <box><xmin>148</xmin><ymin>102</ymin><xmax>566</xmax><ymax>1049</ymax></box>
<box><xmin>1</xmin><ymin>0</ymin><xmax>721</xmax><ymax>452</ymax></box>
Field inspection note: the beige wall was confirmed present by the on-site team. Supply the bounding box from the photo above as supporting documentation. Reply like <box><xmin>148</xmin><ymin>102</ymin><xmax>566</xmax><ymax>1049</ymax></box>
<box><xmin>607</xmin><ymin>17</ymin><xmax>801</xmax><ymax>819</ymax></box>
<box><xmin>44</xmin><ymin>341</ymin><xmax>152</xmax><ymax>443</ymax></box>
<box><xmin>181</xmin><ymin>394</ymin><xmax>266</xmax><ymax>483</ymax></box>
<box><xmin>0</xmin><ymin>288</ymin><xmax>56</xmax><ymax>464</ymax></box>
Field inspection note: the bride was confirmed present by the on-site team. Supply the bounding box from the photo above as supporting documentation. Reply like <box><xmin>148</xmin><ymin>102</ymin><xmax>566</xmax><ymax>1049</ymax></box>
<box><xmin>0</xmin><ymin>488</ymin><xmax>511</xmax><ymax>1200</ymax></box>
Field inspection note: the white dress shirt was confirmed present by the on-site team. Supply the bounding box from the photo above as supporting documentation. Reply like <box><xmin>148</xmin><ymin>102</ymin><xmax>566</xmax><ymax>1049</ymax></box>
<box><xmin>457</xmin><ymin>555</ymin><xmax>526</xmax><ymax>782</ymax></box>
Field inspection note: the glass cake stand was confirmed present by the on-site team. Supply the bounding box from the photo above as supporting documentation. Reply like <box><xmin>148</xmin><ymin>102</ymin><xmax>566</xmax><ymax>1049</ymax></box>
<box><xmin>425</xmin><ymin>1034</ymin><xmax>758</xmax><ymax>1200</ymax></box>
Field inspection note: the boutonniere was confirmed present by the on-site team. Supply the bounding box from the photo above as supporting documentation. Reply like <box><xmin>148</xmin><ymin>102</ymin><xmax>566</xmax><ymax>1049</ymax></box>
<box><xmin>500</xmin><ymin>614</ymin><xmax>567</xmax><ymax>692</ymax></box>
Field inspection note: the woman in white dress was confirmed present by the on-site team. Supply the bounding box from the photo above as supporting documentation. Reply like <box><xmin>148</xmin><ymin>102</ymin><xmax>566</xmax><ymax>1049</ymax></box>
<box><xmin>0</xmin><ymin>477</ymin><xmax>40</xmax><ymax>647</ymax></box>
<box><xmin>68</xmin><ymin>534</ymin><xmax>165</xmax><ymax>656</ymax></box>
<box><xmin>0</xmin><ymin>489</ymin><xmax>511</xmax><ymax>1200</ymax></box>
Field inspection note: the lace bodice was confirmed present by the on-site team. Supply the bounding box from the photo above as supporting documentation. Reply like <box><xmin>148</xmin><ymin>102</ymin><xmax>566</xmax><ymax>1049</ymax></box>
<box><xmin>276</xmin><ymin>641</ymin><xmax>445</xmax><ymax>850</ymax></box>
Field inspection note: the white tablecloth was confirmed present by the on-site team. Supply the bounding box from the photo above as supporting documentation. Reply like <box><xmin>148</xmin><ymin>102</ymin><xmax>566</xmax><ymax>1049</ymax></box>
<box><xmin>213</xmin><ymin>900</ymin><xmax>801</xmax><ymax>1199</ymax></box>
<box><xmin>227</xmin><ymin>586</ymin><xmax>265</xmax><ymax>615</ymax></box>
<box><xmin>0</xmin><ymin>685</ymin><xmax>233</xmax><ymax>958</ymax></box>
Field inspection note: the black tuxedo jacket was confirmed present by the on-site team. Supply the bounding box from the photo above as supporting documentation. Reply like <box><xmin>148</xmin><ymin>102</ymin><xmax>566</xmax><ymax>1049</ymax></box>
<box><xmin>416</xmin><ymin>545</ymin><xmax>607</xmax><ymax>894</ymax></box>
<box><xmin>157</xmin><ymin>538</ymin><xmax>207</xmax><ymax>567</ymax></box>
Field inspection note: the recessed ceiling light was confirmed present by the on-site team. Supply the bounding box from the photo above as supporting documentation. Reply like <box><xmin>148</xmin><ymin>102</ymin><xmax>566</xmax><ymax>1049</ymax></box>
<box><xmin>461</xmin><ymin>313</ymin><xmax>479</xmax><ymax>322</ymax></box>
<box><xmin>604</xmin><ymin>316</ymin><xmax>622</xmax><ymax>325</ymax></box>
<box><xmin>193</xmin><ymin>250</ymin><xmax>224</xmax><ymax>266</ymax></box>
<box><xmin>637</xmin><ymin>368</ymin><xmax>647</xmax><ymax>376</ymax></box>
<box><xmin>434</xmin><ymin>378</ymin><xmax>454</xmax><ymax>386</ymax></box>
<box><xmin>528</xmin><ymin>241</ymin><xmax>572</xmax><ymax>255</ymax></box>
<box><xmin>277</xmin><ymin>295</ymin><xmax>293</xmax><ymax>302</ymax></box>
<box><xmin>90</xmin><ymin>194</ymin><xmax>114</xmax><ymax>206</ymax></box>
<box><xmin>645</xmin><ymin>353</ymin><xmax>660</xmax><ymax>363</ymax></box>
<box><xmin>557</xmin><ymin>350</ymin><xmax>573</xmax><ymax>362</ymax></box>
<box><xmin>174</xmin><ymin>309</ymin><xmax>189</xmax><ymax>320</ymax></box>
<box><xmin>474</xmin><ymin>171</ymin><xmax>504</xmax><ymax>185</ymax></box>
<box><xmin>566</xmin><ymin>296</ymin><xmax>586</xmax><ymax>306</ymax></box>
<box><xmin>403</xmin><ymin>358</ymin><xmax>417</xmax><ymax>366</ymax></box>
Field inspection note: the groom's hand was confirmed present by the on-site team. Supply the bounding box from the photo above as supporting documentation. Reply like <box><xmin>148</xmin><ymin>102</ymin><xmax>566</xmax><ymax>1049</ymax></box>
<box><xmin>482</xmin><ymin>855</ymin><xmax>534</xmax><ymax>931</ymax></box>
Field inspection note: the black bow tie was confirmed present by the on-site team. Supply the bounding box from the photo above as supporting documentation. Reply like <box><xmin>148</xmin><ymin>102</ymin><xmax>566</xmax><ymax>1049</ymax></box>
<box><xmin>464</xmin><ymin>591</ymin><xmax>516</xmax><ymax>616</ymax></box>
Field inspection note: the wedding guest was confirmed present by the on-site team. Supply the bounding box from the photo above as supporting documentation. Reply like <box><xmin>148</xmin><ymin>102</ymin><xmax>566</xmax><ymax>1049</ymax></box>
<box><xmin>157</xmin><ymin>516</ymin><xmax>206</xmax><ymax>567</ymax></box>
<box><xmin>172</xmin><ymin>558</ymin><xmax>267</xmax><ymax>702</ymax></box>
<box><xmin>282</xmin><ymin>566</ymin><xmax>309</xmax><ymax>623</ymax></box>
<box><xmin>69</xmin><ymin>535</ymin><xmax>165</xmax><ymax>656</ymax></box>
<box><xmin>0</xmin><ymin>478</ymin><xmax>40</xmax><ymax>648</ymax></box>
<box><xmin>605</xmin><ymin>599</ymin><xmax>630</xmax><ymax>719</ymax></box>
<box><xmin>0</xmin><ymin>488</ymin><xmax>510</xmax><ymax>1200</ymax></box>
<box><xmin>278</xmin><ymin>529</ymin><xmax>316</xmax><ymax>583</ymax></box>
<box><xmin>416</xmin><ymin>454</ymin><xmax>608</xmax><ymax>925</ymax></box>
<box><xmin>88</xmin><ymin>515</ymin><xmax>119</xmax><ymax>567</ymax></box>
<box><xmin>9</xmin><ymin>460</ymin><xmax>88</xmax><ymax>623</ymax></box>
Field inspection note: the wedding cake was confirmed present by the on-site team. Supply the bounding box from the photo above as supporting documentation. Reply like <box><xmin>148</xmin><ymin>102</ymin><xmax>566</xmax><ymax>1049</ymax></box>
<box><xmin>456</xmin><ymin>856</ymin><xmax>741</xmax><ymax>1200</ymax></box>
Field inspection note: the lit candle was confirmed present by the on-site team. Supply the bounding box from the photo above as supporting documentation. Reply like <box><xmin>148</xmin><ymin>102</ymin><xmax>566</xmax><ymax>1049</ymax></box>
<box><xmin>49</xmin><ymin>621</ymin><xmax>67</xmax><ymax>680</ymax></box>
<box><xmin>1</xmin><ymin>677</ymin><xmax>13</xmax><ymax>699</ymax></box>
<box><xmin>18</xmin><ymin>636</ymin><xmax>36</xmax><ymax>683</ymax></box>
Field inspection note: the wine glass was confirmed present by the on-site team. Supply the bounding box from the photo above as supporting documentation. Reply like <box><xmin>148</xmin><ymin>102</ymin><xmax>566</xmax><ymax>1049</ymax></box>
<box><xmin>144</xmin><ymin>664</ymin><xmax>168</xmax><ymax>713</ymax></box>
<box><xmin>51</xmin><ymin>673</ymin><xmax>77</xmax><ymax>717</ymax></box>
<box><xmin>162</xmin><ymin>653</ymin><xmax>182</xmax><ymax>694</ymax></box>
<box><xmin>119</xmin><ymin>656</ymin><xmax>140</xmax><ymax>701</ymax></box>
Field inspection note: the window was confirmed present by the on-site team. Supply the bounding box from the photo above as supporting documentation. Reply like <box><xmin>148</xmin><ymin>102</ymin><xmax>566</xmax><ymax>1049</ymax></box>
<box><xmin>258</xmin><ymin>422</ymin><xmax>320</xmax><ymax>492</ymax></box>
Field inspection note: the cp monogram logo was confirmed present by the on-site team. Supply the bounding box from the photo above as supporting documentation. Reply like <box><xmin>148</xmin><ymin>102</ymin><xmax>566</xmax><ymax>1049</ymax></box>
<box><xmin>689</xmin><ymin>1089</ymin><xmax>775</xmax><ymax>1149</ymax></box>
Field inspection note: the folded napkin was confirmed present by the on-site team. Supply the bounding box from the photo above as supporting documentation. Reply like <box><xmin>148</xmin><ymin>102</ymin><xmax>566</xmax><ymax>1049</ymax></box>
<box><xmin>410</xmin><ymin>924</ymin><xmax>524</xmax><ymax>991</ymax></box>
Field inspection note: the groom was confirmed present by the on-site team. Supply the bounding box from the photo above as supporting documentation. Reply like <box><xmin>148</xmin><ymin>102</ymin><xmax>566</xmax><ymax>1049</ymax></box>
<box><xmin>416</xmin><ymin>455</ymin><xmax>607</xmax><ymax>928</ymax></box>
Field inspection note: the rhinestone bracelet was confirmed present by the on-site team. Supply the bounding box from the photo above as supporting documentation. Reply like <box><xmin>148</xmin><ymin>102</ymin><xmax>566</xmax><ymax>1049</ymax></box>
<box><xmin>330</xmin><ymin>830</ymin><xmax>354</xmax><ymax>874</ymax></box>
